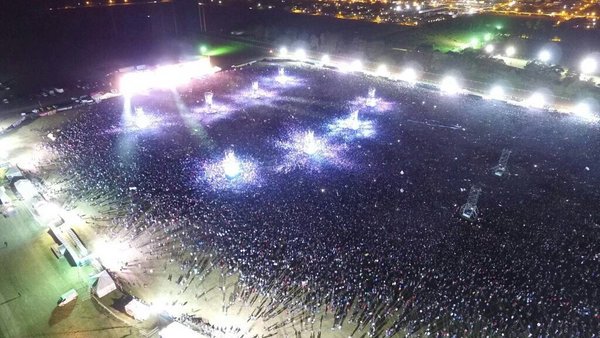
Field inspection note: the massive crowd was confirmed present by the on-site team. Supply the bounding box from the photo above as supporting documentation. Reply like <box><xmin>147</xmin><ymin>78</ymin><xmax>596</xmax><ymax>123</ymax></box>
<box><xmin>40</xmin><ymin>62</ymin><xmax>599</xmax><ymax>336</ymax></box>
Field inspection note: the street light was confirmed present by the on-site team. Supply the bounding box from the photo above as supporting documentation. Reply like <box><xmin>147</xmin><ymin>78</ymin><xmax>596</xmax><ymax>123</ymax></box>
<box><xmin>485</xmin><ymin>44</ymin><xmax>495</xmax><ymax>54</ymax></box>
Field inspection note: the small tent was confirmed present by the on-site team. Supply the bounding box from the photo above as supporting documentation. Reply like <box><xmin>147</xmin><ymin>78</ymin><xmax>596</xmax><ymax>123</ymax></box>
<box><xmin>159</xmin><ymin>322</ymin><xmax>204</xmax><ymax>338</ymax></box>
<box><xmin>124</xmin><ymin>298</ymin><xmax>151</xmax><ymax>321</ymax></box>
<box><xmin>93</xmin><ymin>270</ymin><xmax>117</xmax><ymax>298</ymax></box>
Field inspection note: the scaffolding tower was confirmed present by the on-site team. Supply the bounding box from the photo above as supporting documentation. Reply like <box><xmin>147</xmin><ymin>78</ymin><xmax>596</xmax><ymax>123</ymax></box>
<box><xmin>492</xmin><ymin>149</ymin><xmax>512</xmax><ymax>177</ymax></box>
<box><xmin>460</xmin><ymin>185</ymin><xmax>481</xmax><ymax>221</ymax></box>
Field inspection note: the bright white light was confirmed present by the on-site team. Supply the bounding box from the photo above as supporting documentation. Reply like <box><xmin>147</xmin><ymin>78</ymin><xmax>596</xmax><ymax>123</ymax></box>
<box><xmin>484</xmin><ymin>44</ymin><xmax>495</xmax><ymax>54</ymax></box>
<box><xmin>440</xmin><ymin>76</ymin><xmax>461</xmax><ymax>95</ymax></box>
<box><xmin>351</xmin><ymin>59</ymin><xmax>363</xmax><ymax>72</ymax></box>
<box><xmin>279</xmin><ymin>46</ymin><xmax>288</xmax><ymax>57</ymax></box>
<box><xmin>222</xmin><ymin>151</ymin><xmax>241</xmax><ymax>178</ymax></box>
<box><xmin>321</xmin><ymin>54</ymin><xmax>330</xmax><ymax>65</ymax></box>
<box><xmin>276</xmin><ymin>67</ymin><xmax>288</xmax><ymax>83</ymax></box>
<box><xmin>376</xmin><ymin>64</ymin><xmax>389</xmax><ymax>77</ymax></box>
<box><xmin>252</xmin><ymin>81</ymin><xmax>259</xmax><ymax>92</ymax></box>
<box><xmin>505</xmin><ymin>45</ymin><xmax>516</xmax><ymax>57</ymax></box>
<box><xmin>302</xmin><ymin>131</ymin><xmax>320</xmax><ymax>155</ymax></box>
<box><xmin>118</xmin><ymin>59</ymin><xmax>217</xmax><ymax>96</ymax></box>
<box><xmin>132</xmin><ymin>107</ymin><xmax>152</xmax><ymax>129</ymax></box>
<box><xmin>204</xmin><ymin>91</ymin><xmax>213</xmax><ymax>107</ymax></box>
<box><xmin>487</xmin><ymin>85</ymin><xmax>505</xmax><ymax>100</ymax></box>
<box><xmin>399</xmin><ymin>67</ymin><xmax>418</xmax><ymax>85</ymax></box>
<box><xmin>347</xmin><ymin>110</ymin><xmax>360</xmax><ymax>130</ymax></box>
<box><xmin>294</xmin><ymin>48</ymin><xmax>307</xmax><ymax>60</ymax></box>
<box><xmin>337</xmin><ymin>61</ymin><xmax>352</xmax><ymax>73</ymax></box>
<box><xmin>368</xmin><ymin>87</ymin><xmax>376</xmax><ymax>98</ymax></box>
<box><xmin>580</xmin><ymin>57</ymin><xmax>597</xmax><ymax>74</ymax></box>
<box><xmin>525</xmin><ymin>92</ymin><xmax>546</xmax><ymax>109</ymax></box>
<box><xmin>572</xmin><ymin>102</ymin><xmax>598</xmax><ymax>122</ymax></box>
<box><xmin>538</xmin><ymin>50</ymin><xmax>551</xmax><ymax>63</ymax></box>
<box><xmin>366</xmin><ymin>87</ymin><xmax>377</xmax><ymax>107</ymax></box>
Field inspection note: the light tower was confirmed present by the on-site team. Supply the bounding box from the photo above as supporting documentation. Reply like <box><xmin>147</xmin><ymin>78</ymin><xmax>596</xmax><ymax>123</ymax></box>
<box><xmin>460</xmin><ymin>185</ymin><xmax>482</xmax><ymax>221</ymax></box>
<box><xmin>492</xmin><ymin>149</ymin><xmax>512</xmax><ymax>177</ymax></box>
<box><xmin>204</xmin><ymin>91</ymin><xmax>213</xmax><ymax>112</ymax></box>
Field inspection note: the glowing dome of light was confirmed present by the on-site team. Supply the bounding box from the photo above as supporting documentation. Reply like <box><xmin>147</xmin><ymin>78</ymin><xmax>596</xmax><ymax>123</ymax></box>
<box><xmin>572</xmin><ymin>102</ymin><xmax>598</xmax><ymax>122</ymax></box>
<box><xmin>580</xmin><ymin>57</ymin><xmax>597</xmax><ymax>74</ymax></box>
<box><xmin>376</xmin><ymin>64</ymin><xmax>389</xmax><ymax>77</ymax></box>
<box><xmin>525</xmin><ymin>92</ymin><xmax>546</xmax><ymax>109</ymax></box>
<box><xmin>303</xmin><ymin>131</ymin><xmax>320</xmax><ymax>155</ymax></box>
<box><xmin>321</xmin><ymin>54</ymin><xmax>330</xmax><ymax>65</ymax></box>
<box><xmin>505</xmin><ymin>45</ymin><xmax>516</xmax><ymax>57</ymax></box>
<box><xmin>294</xmin><ymin>48</ymin><xmax>307</xmax><ymax>60</ymax></box>
<box><xmin>222</xmin><ymin>151</ymin><xmax>241</xmax><ymax>178</ymax></box>
<box><xmin>351</xmin><ymin>60</ymin><xmax>363</xmax><ymax>72</ymax></box>
<box><xmin>279</xmin><ymin>46</ymin><xmax>288</xmax><ymax>57</ymax></box>
<box><xmin>440</xmin><ymin>76</ymin><xmax>461</xmax><ymax>95</ymax></box>
<box><xmin>485</xmin><ymin>44</ymin><xmax>495</xmax><ymax>54</ymax></box>
<box><xmin>400</xmin><ymin>67</ymin><xmax>418</xmax><ymax>85</ymax></box>
<box><xmin>488</xmin><ymin>85</ymin><xmax>505</xmax><ymax>101</ymax></box>
<box><xmin>538</xmin><ymin>49</ymin><xmax>552</xmax><ymax>63</ymax></box>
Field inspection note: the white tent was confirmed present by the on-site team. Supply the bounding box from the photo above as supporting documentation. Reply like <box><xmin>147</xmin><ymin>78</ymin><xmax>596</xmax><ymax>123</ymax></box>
<box><xmin>93</xmin><ymin>270</ymin><xmax>117</xmax><ymax>298</ymax></box>
<box><xmin>14</xmin><ymin>179</ymin><xmax>39</xmax><ymax>200</ymax></box>
<box><xmin>159</xmin><ymin>322</ymin><xmax>204</xmax><ymax>338</ymax></box>
<box><xmin>124</xmin><ymin>299</ymin><xmax>151</xmax><ymax>321</ymax></box>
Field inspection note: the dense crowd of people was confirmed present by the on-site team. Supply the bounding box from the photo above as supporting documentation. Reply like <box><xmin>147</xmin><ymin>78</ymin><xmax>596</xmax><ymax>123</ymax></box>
<box><xmin>40</xmin><ymin>62</ymin><xmax>599</xmax><ymax>336</ymax></box>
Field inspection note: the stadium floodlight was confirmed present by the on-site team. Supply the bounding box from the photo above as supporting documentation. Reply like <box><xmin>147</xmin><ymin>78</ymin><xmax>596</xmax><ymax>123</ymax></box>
<box><xmin>505</xmin><ymin>45</ymin><xmax>516</xmax><ymax>57</ymax></box>
<box><xmin>376</xmin><ymin>64</ymin><xmax>389</xmax><ymax>77</ymax></box>
<box><xmin>538</xmin><ymin>49</ymin><xmax>551</xmax><ymax>63</ymax></box>
<box><xmin>572</xmin><ymin>102</ymin><xmax>598</xmax><ymax>122</ymax></box>
<box><xmin>279</xmin><ymin>46</ymin><xmax>288</xmax><ymax>58</ymax></box>
<box><xmin>487</xmin><ymin>85</ymin><xmax>505</xmax><ymax>101</ymax></box>
<box><xmin>580</xmin><ymin>57</ymin><xmax>597</xmax><ymax>74</ymax></box>
<box><xmin>440</xmin><ymin>76</ymin><xmax>461</xmax><ymax>95</ymax></box>
<box><xmin>351</xmin><ymin>59</ymin><xmax>363</xmax><ymax>72</ymax></box>
<box><xmin>484</xmin><ymin>44</ymin><xmax>495</xmax><ymax>54</ymax></box>
<box><xmin>321</xmin><ymin>54</ymin><xmax>330</xmax><ymax>65</ymax></box>
<box><xmin>294</xmin><ymin>48</ymin><xmax>307</xmax><ymax>60</ymax></box>
<box><xmin>337</xmin><ymin>61</ymin><xmax>352</xmax><ymax>73</ymax></box>
<box><xmin>525</xmin><ymin>92</ymin><xmax>546</xmax><ymax>109</ymax></box>
<box><xmin>399</xmin><ymin>67</ymin><xmax>418</xmax><ymax>85</ymax></box>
